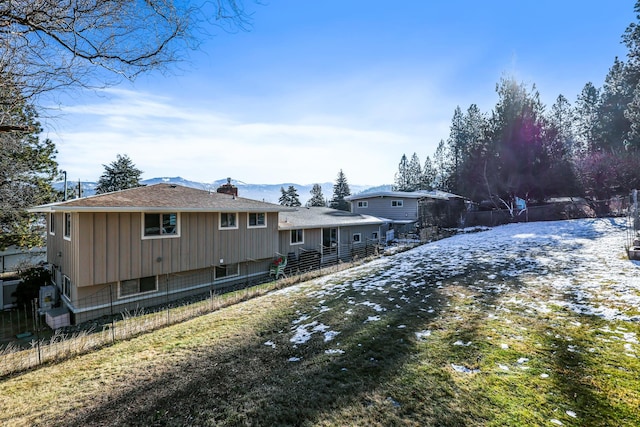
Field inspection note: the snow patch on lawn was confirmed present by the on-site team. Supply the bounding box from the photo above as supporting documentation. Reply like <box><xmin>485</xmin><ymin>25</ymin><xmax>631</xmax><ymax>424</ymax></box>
<box><xmin>290</xmin><ymin>321</ymin><xmax>333</xmax><ymax>345</ymax></box>
<box><xmin>415</xmin><ymin>330</ymin><xmax>432</xmax><ymax>341</ymax></box>
<box><xmin>451</xmin><ymin>363</ymin><xmax>480</xmax><ymax>374</ymax></box>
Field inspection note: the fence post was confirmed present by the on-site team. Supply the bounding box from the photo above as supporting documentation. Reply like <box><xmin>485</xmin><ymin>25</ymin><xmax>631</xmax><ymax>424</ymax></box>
<box><xmin>166</xmin><ymin>273</ymin><xmax>170</xmax><ymax>325</ymax></box>
<box><xmin>109</xmin><ymin>284</ymin><xmax>115</xmax><ymax>343</ymax></box>
<box><xmin>210</xmin><ymin>266</ymin><xmax>215</xmax><ymax>312</ymax></box>
<box><xmin>32</xmin><ymin>298</ymin><xmax>41</xmax><ymax>365</ymax></box>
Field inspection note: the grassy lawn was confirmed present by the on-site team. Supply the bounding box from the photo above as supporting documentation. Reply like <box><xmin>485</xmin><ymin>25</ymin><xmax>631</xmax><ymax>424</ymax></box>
<box><xmin>0</xmin><ymin>219</ymin><xmax>638</xmax><ymax>426</ymax></box>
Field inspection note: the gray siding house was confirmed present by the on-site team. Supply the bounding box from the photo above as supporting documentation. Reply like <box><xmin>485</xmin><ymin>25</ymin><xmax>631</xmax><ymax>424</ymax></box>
<box><xmin>278</xmin><ymin>207</ymin><xmax>387</xmax><ymax>268</ymax></box>
<box><xmin>30</xmin><ymin>184</ymin><xmax>293</xmax><ymax>323</ymax></box>
<box><xmin>345</xmin><ymin>190</ymin><xmax>449</xmax><ymax>235</ymax></box>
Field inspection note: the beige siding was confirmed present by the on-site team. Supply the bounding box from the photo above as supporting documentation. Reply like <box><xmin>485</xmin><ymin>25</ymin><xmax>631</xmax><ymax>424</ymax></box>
<box><xmin>72</xmin><ymin>210</ymin><xmax>279</xmax><ymax>288</ymax></box>
<box><xmin>71</xmin><ymin>260</ymin><xmax>273</xmax><ymax>323</ymax></box>
<box><xmin>118</xmin><ymin>214</ymin><xmax>132</xmax><ymax>280</ymax></box>
<box><xmin>46</xmin><ymin>213</ymin><xmax>64</xmax><ymax>271</ymax></box>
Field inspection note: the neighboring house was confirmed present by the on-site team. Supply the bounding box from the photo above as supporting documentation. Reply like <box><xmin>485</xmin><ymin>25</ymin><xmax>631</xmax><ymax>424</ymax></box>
<box><xmin>345</xmin><ymin>190</ymin><xmax>450</xmax><ymax>235</ymax></box>
<box><xmin>278</xmin><ymin>207</ymin><xmax>387</xmax><ymax>269</ymax></box>
<box><xmin>0</xmin><ymin>245</ymin><xmax>46</xmax><ymax>274</ymax></box>
<box><xmin>0</xmin><ymin>245</ymin><xmax>47</xmax><ymax>309</ymax></box>
<box><xmin>29</xmin><ymin>184</ymin><xmax>293</xmax><ymax>324</ymax></box>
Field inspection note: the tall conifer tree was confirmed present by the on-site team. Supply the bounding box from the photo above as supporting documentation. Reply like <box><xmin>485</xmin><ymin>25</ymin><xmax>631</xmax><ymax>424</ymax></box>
<box><xmin>0</xmin><ymin>86</ymin><xmax>58</xmax><ymax>249</ymax></box>
<box><xmin>330</xmin><ymin>169</ymin><xmax>351</xmax><ymax>211</ymax></box>
<box><xmin>307</xmin><ymin>184</ymin><xmax>326</xmax><ymax>207</ymax></box>
<box><xmin>393</xmin><ymin>154</ymin><xmax>410</xmax><ymax>191</ymax></box>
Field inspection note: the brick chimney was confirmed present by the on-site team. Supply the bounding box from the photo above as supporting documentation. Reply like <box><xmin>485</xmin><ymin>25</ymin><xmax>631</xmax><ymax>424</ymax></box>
<box><xmin>216</xmin><ymin>177</ymin><xmax>238</xmax><ymax>197</ymax></box>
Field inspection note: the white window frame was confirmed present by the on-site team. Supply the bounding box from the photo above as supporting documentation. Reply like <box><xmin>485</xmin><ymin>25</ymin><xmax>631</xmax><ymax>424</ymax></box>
<box><xmin>63</xmin><ymin>213</ymin><xmax>71</xmax><ymax>240</ymax></box>
<box><xmin>391</xmin><ymin>200</ymin><xmax>404</xmax><ymax>207</ymax></box>
<box><xmin>247</xmin><ymin>212</ymin><xmax>267</xmax><ymax>228</ymax></box>
<box><xmin>49</xmin><ymin>212</ymin><xmax>55</xmax><ymax>235</ymax></box>
<box><xmin>62</xmin><ymin>275</ymin><xmax>71</xmax><ymax>299</ymax></box>
<box><xmin>219</xmin><ymin>212</ymin><xmax>239</xmax><ymax>230</ymax></box>
<box><xmin>357</xmin><ymin>201</ymin><xmax>368</xmax><ymax>208</ymax></box>
<box><xmin>290</xmin><ymin>229</ymin><xmax>304</xmax><ymax>245</ymax></box>
<box><xmin>352</xmin><ymin>233</ymin><xmax>362</xmax><ymax>243</ymax></box>
<box><xmin>141</xmin><ymin>212</ymin><xmax>180</xmax><ymax>239</ymax></box>
<box><xmin>214</xmin><ymin>263</ymin><xmax>240</xmax><ymax>280</ymax></box>
<box><xmin>118</xmin><ymin>276</ymin><xmax>158</xmax><ymax>298</ymax></box>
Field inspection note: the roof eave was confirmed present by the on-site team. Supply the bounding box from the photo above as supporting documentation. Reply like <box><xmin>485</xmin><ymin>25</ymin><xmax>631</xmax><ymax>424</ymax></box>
<box><xmin>29</xmin><ymin>205</ymin><xmax>295</xmax><ymax>213</ymax></box>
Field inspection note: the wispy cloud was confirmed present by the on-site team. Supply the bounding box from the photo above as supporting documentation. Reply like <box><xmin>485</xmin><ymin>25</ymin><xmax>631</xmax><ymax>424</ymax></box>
<box><xmin>49</xmin><ymin>88</ymin><xmax>447</xmax><ymax>185</ymax></box>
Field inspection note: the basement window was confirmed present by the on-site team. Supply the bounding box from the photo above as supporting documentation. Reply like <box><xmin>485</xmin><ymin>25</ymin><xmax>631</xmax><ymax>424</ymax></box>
<box><xmin>62</xmin><ymin>275</ymin><xmax>71</xmax><ymax>299</ymax></box>
<box><xmin>119</xmin><ymin>276</ymin><xmax>157</xmax><ymax>298</ymax></box>
<box><xmin>215</xmin><ymin>264</ymin><xmax>239</xmax><ymax>280</ymax></box>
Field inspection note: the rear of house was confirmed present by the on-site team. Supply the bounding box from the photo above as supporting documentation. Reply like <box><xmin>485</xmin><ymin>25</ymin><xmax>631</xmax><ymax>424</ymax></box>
<box><xmin>345</xmin><ymin>191</ymin><xmax>440</xmax><ymax>237</ymax></box>
<box><xmin>278</xmin><ymin>207</ymin><xmax>386</xmax><ymax>271</ymax></box>
<box><xmin>31</xmin><ymin>184</ymin><xmax>291</xmax><ymax>324</ymax></box>
<box><xmin>345</xmin><ymin>190</ymin><xmax>466</xmax><ymax>236</ymax></box>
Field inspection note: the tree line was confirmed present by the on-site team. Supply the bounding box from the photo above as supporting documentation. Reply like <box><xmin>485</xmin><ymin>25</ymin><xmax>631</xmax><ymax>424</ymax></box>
<box><xmin>279</xmin><ymin>169</ymin><xmax>351</xmax><ymax>211</ymax></box>
<box><xmin>394</xmin><ymin>2</ymin><xmax>640</xmax><ymax>203</ymax></box>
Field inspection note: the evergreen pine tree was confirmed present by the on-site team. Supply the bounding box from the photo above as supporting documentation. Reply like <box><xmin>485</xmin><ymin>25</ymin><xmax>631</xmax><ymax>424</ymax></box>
<box><xmin>487</xmin><ymin>77</ymin><xmax>547</xmax><ymax>200</ymax></box>
<box><xmin>286</xmin><ymin>185</ymin><xmax>301</xmax><ymax>207</ymax></box>
<box><xmin>447</xmin><ymin>106</ymin><xmax>465</xmax><ymax>191</ymax></box>
<box><xmin>432</xmin><ymin>139</ymin><xmax>451</xmax><ymax>191</ymax></box>
<box><xmin>624</xmin><ymin>82</ymin><xmax>640</xmax><ymax>149</ymax></box>
<box><xmin>279</xmin><ymin>185</ymin><xmax>302</xmax><ymax>207</ymax></box>
<box><xmin>393</xmin><ymin>154</ymin><xmax>410</xmax><ymax>191</ymax></box>
<box><xmin>278</xmin><ymin>186</ymin><xmax>288</xmax><ymax>206</ymax></box>
<box><xmin>596</xmin><ymin>57</ymin><xmax>633</xmax><ymax>151</ymax></box>
<box><xmin>573</xmin><ymin>82</ymin><xmax>601</xmax><ymax>156</ymax></box>
<box><xmin>421</xmin><ymin>156</ymin><xmax>436</xmax><ymax>190</ymax></box>
<box><xmin>547</xmin><ymin>94</ymin><xmax>575</xmax><ymax>161</ymax></box>
<box><xmin>95</xmin><ymin>154</ymin><xmax>143</xmax><ymax>194</ymax></box>
<box><xmin>456</xmin><ymin>104</ymin><xmax>489</xmax><ymax>197</ymax></box>
<box><xmin>307</xmin><ymin>184</ymin><xmax>326</xmax><ymax>207</ymax></box>
<box><xmin>330</xmin><ymin>169</ymin><xmax>351</xmax><ymax>211</ymax></box>
<box><xmin>0</xmin><ymin>87</ymin><xmax>58</xmax><ymax>249</ymax></box>
<box><xmin>543</xmin><ymin>94</ymin><xmax>580</xmax><ymax>197</ymax></box>
<box><xmin>407</xmin><ymin>153</ymin><xmax>422</xmax><ymax>191</ymax></box>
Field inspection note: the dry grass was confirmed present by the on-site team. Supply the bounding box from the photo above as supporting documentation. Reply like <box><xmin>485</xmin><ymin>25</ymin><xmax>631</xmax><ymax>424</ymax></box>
<box><xmin>0</xmin><ymin>240</ymin><xmax>638</xmax><ymax>426</ymax></box>
<box><xmin>0</xmin><ymin>258</ymin><xmax>371</xmax><ymax>378</ymax></box>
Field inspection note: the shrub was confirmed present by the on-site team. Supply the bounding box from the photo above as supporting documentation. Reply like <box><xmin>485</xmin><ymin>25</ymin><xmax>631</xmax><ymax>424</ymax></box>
<box><xmin>12</xmin><ymin>266</ymin><xmax>51</xmax><ymax>308</ymax></box>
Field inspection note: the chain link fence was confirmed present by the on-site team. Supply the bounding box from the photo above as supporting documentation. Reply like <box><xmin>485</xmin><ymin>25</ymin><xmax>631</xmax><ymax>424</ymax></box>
<box><xmin>0</xmin><ymin>238</ymin><xmax>387</xmax><ymax>377</ymax></box>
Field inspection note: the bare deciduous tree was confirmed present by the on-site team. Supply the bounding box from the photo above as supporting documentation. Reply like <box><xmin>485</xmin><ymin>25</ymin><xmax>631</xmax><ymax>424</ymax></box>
<box><xmin>0</xmin><ymin>0</ymin><xmax>250</xmax><ymax>130</ymax></box>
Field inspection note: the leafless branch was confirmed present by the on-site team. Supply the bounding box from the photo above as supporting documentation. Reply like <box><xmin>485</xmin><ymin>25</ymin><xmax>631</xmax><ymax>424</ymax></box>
<box><xmin>0</xmin><ymin>0</ymin><xmax>252</xmax><ymax>119</ymax></box>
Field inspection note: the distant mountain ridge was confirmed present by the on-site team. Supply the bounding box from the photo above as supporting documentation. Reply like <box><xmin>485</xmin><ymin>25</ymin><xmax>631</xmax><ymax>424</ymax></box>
<box><xmin>53</xmin><ymin>177</ymin><xmax>391</xmax><ymax>205</ymax></box>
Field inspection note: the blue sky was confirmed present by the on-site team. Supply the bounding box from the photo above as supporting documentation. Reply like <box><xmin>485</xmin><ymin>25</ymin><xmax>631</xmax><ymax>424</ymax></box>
<box><xmin>45</xmin><ymin>1</ymin><xmax>634</xmax><ymax>186</ymax></box>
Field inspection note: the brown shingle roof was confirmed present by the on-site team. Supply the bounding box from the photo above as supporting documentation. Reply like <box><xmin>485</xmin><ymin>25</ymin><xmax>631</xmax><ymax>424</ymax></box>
<box><xmin>30</xmin><ymin>183</ymin><xmax>292</xmax><ymax>213</ymax></box>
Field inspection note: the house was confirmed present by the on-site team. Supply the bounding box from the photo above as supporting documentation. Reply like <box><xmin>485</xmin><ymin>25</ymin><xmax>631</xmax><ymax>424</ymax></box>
<box><xmin>278</xmin><ymin>207</ymin><xmax>387</xmax><ymax>270</ymax></box>
<box><xmin>1</xmin><ymin>245</ymin><xmax>47</xmax><ymax>309</ymax></box>
<box><xmin>1</xmin><ymin>245</ymin><xmax>46</xmax><ymax>275</ymax></box>
<box><xmin>345</xmin><ymin>190</ymin><xmax>450</xmax><ymax>236</ymax></box>
<box><xmin>29</xmin><ymin>183</ymin><xmax>294</xmax><ymax>324</ymax></box>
